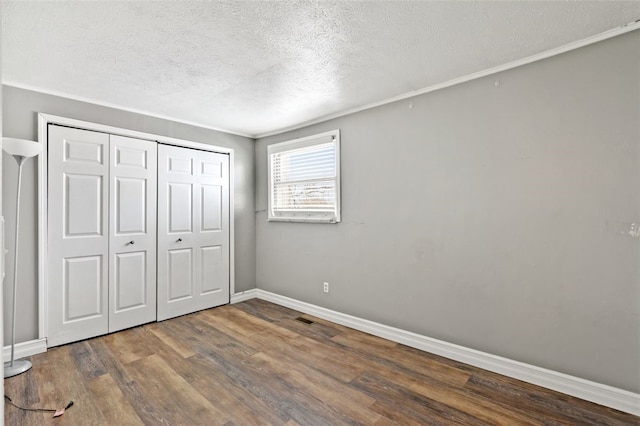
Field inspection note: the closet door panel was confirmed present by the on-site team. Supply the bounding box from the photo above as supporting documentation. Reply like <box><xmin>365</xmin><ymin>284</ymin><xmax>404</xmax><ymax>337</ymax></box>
<box><xmin>157</xmin><ymin>144</ymin><xmax>230</xmax><ymax>320</ymax></box>
<box><xmin>158</xmin><ymin>145</ymin><xmax>198</xmax><ymax>320</ymax></box>
<box><xmin>108</xmin><ymin>135</ymin><xmax>157</xmax><ymax>333</ymax></box>
<box><xmin>64</xmin><ymin>255</ymin><xmax>103</xmax><ymax>321</ymax></box>
<box><xmin>196</xmin><ymin>152</ymin><xmax>229</xmax><ymax>311</ymax></box>
<box><xmin>168</xmin><ymin>248</ymin><xmax>193</xmax><ymax>301</ymax></box>
<box><xmin>201</xmin><ymin>245</ymin><xmax>223</xmax><ymax>295</ymax></box>
<box><xmin>64</xmin><ymin>174</ymin><xmax>103</xmax><ymax>236</ymax></box>
<box><xmin>114</xmin><ymin>251</ymin><xmax>147</xmax><ymax>311</ymax></box>
<box><xmin>114</xmin><ymin>177</ymin><xmax>147</xmax><ymax>234</ymax></box>
<box><xmin>48</xmin><ymin>125</ymin><xmax>109</xmax><ymax>347</ymax></box>
<box><xmin>201</xmin><ymin>184</ymin><xmax>222</xmax><ymax>231</ymax></box>
<box><xmin>168</xmin><ymin>183</ymin><xmax>193</xmax><ymax>233</ymax></box>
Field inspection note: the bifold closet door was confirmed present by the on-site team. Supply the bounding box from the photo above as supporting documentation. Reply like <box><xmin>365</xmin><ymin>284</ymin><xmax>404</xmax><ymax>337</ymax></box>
<box><xmin>48</xmin><ymin>126</ymin><xmax>158</xmax><ymax>346</ymax></box>
<box><xmin>157</xmin><ymin>144</ymin><xmax>230</xmax><ymax>321</ymax></box>
<box><xmin>48</xmin><ymin>125</ymin><xmax>110</xmax><ymax>346</ymax></box>
<box><xmin>108</xmin><ymin>135</ymin><xmax>157</xmax><ymax>332</ymax></box>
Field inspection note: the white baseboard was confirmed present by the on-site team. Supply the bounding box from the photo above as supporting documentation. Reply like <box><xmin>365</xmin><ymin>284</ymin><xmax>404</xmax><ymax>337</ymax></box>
<box><xmin>251</xmin><ymin>289</ymin><xmax>640</xmax><ymax>417</ymax></box>
<box><xmin>230</xmin><ymin>289</ymin><xmax>258</xmax><ymax>304</ymax></box>
<box><xmin>3</xmin><ymin>338</ymin><xmax>48</xmax><ymax>363</ymax></box>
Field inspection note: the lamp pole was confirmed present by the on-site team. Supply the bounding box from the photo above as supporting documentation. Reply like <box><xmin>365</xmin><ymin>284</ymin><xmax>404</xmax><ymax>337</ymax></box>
<box><xmin>2</xmin><ymin>138</ymin><xmax>41</xmax><ymax>378</ymax></box>
<box><xmin>7</xmin><ymin>155</ymin><xmax>27</xmax><ymax>374</ymax></box>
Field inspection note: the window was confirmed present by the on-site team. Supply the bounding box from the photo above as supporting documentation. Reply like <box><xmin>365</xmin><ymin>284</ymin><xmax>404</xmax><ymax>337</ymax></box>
<box><xmin>268</xmin><ymin>129</ymin><xmax>340</xmax><ymax>223</ymax></box>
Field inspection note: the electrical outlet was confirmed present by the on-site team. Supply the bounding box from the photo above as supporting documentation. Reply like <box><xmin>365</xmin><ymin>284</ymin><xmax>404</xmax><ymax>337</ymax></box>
<box><xmin>323</xmin><ymin>282</ymin><xmax>329</xmax><ymax>293</ymax></box>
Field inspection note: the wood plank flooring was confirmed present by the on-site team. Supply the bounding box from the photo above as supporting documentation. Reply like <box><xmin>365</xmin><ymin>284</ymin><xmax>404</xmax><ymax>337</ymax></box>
<box><xmin>5</xmin><ymin>299</ymin><xmax>639</xmax><ymax>425</ymax></box>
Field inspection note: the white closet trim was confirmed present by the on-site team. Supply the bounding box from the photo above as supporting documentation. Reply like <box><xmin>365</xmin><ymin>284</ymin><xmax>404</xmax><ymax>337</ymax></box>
<box><xmin>37</xmin><ymin>113</ymin><xmax>236</xmax><ymax>340</ymax></box>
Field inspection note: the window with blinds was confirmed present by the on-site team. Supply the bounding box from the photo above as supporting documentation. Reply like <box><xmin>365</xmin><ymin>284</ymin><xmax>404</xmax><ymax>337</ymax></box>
<box><xmin>268</xmin><ymin>130</ymin><xmax>341</xmax><ymax>223</ymax></box>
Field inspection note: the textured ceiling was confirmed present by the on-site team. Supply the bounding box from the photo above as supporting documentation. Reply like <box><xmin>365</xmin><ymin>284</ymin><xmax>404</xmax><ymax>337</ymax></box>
<box><xmin>2</xmin><ymin>1</ymin><xmax>640</xmax><ymax>138</ymax></box>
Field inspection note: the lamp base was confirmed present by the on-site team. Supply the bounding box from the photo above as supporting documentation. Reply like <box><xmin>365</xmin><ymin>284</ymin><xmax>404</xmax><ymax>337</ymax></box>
<box><xmin>4</xmin><ymin>359</ymin><xmax>32</xmax><ymax>378</ymax></box>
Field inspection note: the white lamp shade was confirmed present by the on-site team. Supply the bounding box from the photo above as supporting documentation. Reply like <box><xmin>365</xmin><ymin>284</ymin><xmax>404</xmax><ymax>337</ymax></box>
<box><xmin>3</xmin><ymin>137</ymin><xmax>42</xmax><ymax>158</ymax></box>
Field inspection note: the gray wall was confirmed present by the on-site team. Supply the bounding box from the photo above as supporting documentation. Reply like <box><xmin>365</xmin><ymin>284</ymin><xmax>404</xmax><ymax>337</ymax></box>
<box><xmin>256</xmin><ymin>31</ymin><xmax>640</xmax><ymax>393</ymax></box>
<box><xmin>2</xmin><ymin>85</ymin><xmax>256</xmax><ymax>343</ymax></box>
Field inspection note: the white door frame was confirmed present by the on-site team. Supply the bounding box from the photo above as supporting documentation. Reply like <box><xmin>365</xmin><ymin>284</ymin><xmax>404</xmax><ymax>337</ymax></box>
<box><xmin>37</xmin><ymin>113</ymin><xmax>235</xmax><ymax>340</ymax></box>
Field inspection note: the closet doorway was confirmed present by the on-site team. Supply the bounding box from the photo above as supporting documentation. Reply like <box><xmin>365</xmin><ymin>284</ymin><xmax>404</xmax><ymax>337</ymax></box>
<box><xmin>39</xmin><ymin>114</ymin><xmax>234</xmax><ymax>347</ymax></box>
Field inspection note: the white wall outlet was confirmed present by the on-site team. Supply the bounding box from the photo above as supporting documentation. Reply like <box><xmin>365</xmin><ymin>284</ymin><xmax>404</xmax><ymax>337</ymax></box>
<box><xmin>323</xmin><ymin>282</ymin><xmax>329</xmax><ymax>293</ymax></box>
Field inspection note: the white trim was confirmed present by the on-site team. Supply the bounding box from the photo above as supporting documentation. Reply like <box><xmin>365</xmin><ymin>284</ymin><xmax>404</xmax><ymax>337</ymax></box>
<box><xmin>255</xmin><ymin>20</ymin><xmax>640</xmax><ymax>139</ymax></box>
<box><xmin>230</xmin><ymin>289</ymin><xmax>258</xmax><ymax>304</ymax></box>
<box><xmin>3</xmin><ymin>338</ymin><xmax>47</xmax><ymax>363</ymax></box>
<box><xmin>250</xmin><ymin>289</ymin><xmax>640</xmax><ymax>416</ymax></box>
<box><xmin>228</xmin><ymin>149</ymin><xmax>236</xmax><ymax>299</ymax></box>
<box><xmin>37</xmin><ymin>115</ymin><xmax>48</xmax><ymax>339</ymax></box>
<box><xmin>4</xmin><ymin>82</ymin><xmax>253</xmax><ymax>139</ymax></box>
<box><xmin>38</xmin><ymin>113</ymin><xmax>235</xmax><ymax>155</ymax></box>
<box><xmin>37</xmin><ymin>113</ymin><xmax>236</xmax><ymax>340</ymax></box>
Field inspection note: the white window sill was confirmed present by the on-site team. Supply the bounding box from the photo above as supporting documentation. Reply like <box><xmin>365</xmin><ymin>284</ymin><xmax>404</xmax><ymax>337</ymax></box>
<box><xmin>268</xmin><ymin>216</ymin><xmax>340</xmax><ymax>224</ymax></box>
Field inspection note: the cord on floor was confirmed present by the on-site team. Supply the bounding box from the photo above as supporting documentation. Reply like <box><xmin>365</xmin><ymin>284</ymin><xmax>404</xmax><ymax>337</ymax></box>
<box><xmin>4</xmin><ymin>395</ymin><xmax>74</xmax><ymax>418</ymax></box>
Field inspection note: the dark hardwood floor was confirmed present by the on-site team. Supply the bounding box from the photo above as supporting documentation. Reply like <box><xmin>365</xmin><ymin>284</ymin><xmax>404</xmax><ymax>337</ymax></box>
<box><xmin>4</xmin><ymin>299</ymin><xmax>639</xmax><ymax>425</ymax></box>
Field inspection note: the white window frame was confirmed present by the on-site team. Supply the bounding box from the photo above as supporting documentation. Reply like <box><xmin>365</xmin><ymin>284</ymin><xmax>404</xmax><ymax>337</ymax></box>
<box><xmin>267</xmin><ymin>129</ymin><xmax>341</xmax><ymax>223</ymax></box>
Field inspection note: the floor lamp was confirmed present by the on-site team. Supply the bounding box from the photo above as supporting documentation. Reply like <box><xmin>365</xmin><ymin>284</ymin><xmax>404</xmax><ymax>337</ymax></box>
<box><xmin>3</xmin><ymin>137</ymin><xmax>42</xmax><ymax>378</ymax></box>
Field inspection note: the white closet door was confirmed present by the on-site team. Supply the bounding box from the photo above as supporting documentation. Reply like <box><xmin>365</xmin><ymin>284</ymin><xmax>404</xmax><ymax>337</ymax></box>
<box><xmin>108</xmin><ymin>135</ymin><xmax>157</xmax><ymax>332</ymax></box>
<box><xmin>157</xmin><ymin>144</ymin><xmax>230</xmax><ymax>321</ymax></box>
<box><xmin>48</xmin><ymin>125</ymin><xmax>109</xmax><ymax>346</ymax></box>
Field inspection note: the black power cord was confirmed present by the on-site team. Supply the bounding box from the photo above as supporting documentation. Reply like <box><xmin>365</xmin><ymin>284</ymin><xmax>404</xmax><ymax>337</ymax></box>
<box><xmin>5</xmin><ymin>395</ymin><xmax>74</xmax><ymax>418</ymax></box>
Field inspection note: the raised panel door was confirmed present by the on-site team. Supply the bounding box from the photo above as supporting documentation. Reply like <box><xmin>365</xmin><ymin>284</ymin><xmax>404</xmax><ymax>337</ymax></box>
<box><xmin>108</xmin><ymin>135</ymin><xmax>157</xmax><ymax>332</ymax></box>
<box><xmin>48</xmin><ymin>125</ymin><xmax>109</xmax><ymax>346</ymax></box>
<box><xmin>157</xmin><ymin>144</ymin><xmax>229</xmax><ymax>320</ymax></box>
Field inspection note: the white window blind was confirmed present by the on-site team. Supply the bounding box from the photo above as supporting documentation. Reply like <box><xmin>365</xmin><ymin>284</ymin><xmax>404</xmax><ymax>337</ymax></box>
<box><xmin>268</xmin><ymin>130</ymin><xmax>340</xmax><ymax>223</ymax></box>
